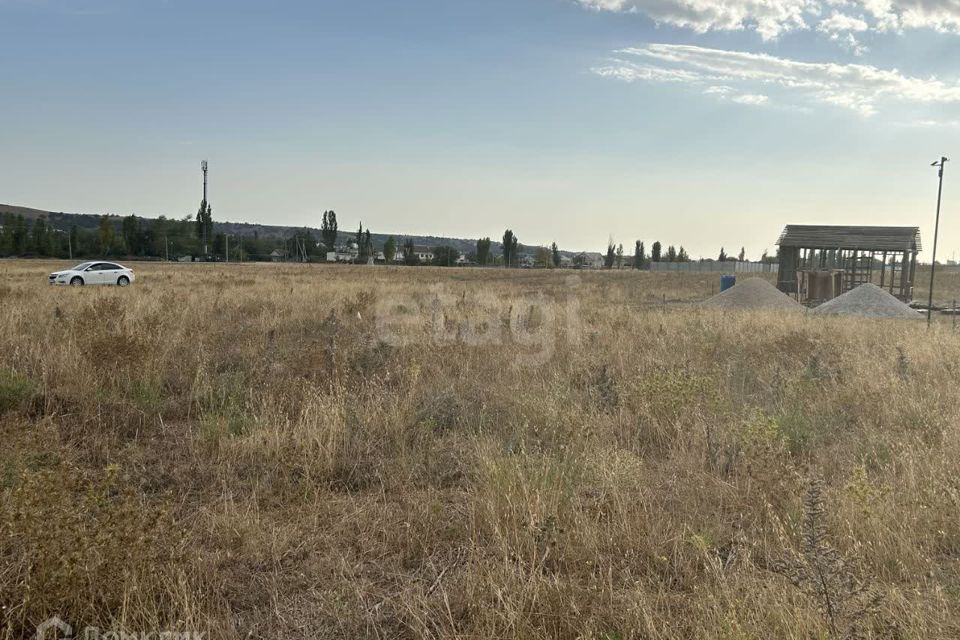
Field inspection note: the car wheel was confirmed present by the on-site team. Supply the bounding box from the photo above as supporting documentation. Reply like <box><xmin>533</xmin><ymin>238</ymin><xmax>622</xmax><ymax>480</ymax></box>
<box><xmin>117</xmin><ymin>276</ymin><xmax>130</xmax><ymax>287</ymax></box>
<box><xmin>70</xmin><ymin>276</ymin><xmax>84</xmax><ymax>287</ymax></box>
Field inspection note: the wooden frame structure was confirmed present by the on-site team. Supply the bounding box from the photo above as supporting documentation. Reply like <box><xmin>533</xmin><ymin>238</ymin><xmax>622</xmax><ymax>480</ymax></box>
<box><xmin>776</xmin><ymin>225</ymin><xmax>921</xmax><ymax>302</ymax></box>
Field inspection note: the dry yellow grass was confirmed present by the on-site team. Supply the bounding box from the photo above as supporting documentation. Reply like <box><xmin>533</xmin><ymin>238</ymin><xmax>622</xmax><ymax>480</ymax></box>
<box><xmin>2</xmin><ymin>259</ymin><xmax>960</xmax><ymax>639</ymax></box>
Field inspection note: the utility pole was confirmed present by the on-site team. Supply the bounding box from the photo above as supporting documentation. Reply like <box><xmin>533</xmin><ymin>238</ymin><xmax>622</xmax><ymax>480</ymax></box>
<box><xmin>928</xmin><ymin>157</ymin><xmax>949</xmax><ymax>327</ymax></box>
<box><xmin>226</xmin><ymin>234</ymin><xmax>230</xmax><ymax>263</ymax></box>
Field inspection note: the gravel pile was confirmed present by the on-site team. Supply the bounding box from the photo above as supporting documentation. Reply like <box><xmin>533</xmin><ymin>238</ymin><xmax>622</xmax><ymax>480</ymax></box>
<box><xmin>813</xmin><ymin>283</ymin><xmax>923</xmax><ymax>319</ymax></box>
<box><xmin>701</xmin><ymin>278</ymin><xmax>804</xmax><ymax>311</ymax></box>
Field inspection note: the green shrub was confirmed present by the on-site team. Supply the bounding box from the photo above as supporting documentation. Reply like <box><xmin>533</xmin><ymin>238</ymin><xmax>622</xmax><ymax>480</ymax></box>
<box><xmin>0</xmin><ymin>368</ymin><xmax>36</xmax><ymax>415</ymax></box>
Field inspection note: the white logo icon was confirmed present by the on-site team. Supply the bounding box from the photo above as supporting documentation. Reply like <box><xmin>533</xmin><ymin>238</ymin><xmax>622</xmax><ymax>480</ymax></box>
<box><xmin>36</xmin><ymin>617</ymin><xmax>73</xmax><ymax>640</ymax></box>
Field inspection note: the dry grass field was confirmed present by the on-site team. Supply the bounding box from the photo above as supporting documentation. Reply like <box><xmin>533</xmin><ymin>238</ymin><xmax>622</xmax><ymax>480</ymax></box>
<box><xmin>3</xmin><ymin>259</ymin><xmax>960</xmax><ymax>639</ymax></box>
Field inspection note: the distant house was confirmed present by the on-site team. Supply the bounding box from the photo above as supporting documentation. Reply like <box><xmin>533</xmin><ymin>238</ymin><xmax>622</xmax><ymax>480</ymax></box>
<box><xmin>413</xmin><ymin>246</ymin><xmax>434</xmax><ymax>263</ymax></box>
<box><xmin>573</xmin><ymin>252</ymin><xmax>604</xmax><ymax>269</ymax></box>
<box><xmin>269</xmin><ymin>249</ymin><xmax>285</xmax><ymax>262</ymax></box>
<box><xmin>326</xmin><ymin>250</ymin><xmax>355</xmax><ymax>263</ymax></box>
<box><xmin>327</xmin><ymin>242</ymin><xmax>360</xmax><ymax>263</ymax></box>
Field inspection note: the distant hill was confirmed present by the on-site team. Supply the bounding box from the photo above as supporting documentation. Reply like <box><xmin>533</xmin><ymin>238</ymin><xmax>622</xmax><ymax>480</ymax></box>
<box><xmin>0</xmin><ymin>203</ymin><xmax>569</xmax><ymax>256</ymax></box>
<box><xmin>0</xmin><ymin>204</ymin><xmax>54</xmax><ymax>219</ymax></box>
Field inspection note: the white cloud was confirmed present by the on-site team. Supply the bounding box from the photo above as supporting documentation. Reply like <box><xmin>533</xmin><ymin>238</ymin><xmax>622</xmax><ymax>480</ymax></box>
<box><xmin>577</xmin><ymin>0</ymin><xmax>814</xmax><ymax>39</ymax></box>
<box><xmin>704</xmin><ymin>85</ymin><xmax>735</xmax><ymax>94</ymax></box>
<box><xmin>816</xmin><ymin>13</ymin><xmax>871</xmax><ymax>53</ymax></box>
<box><xmin>912</xmin><ymin>118</ymin><xmax>960</xmax><ymax>127</ymax></box>
<box><xmin>701</xmin><ymin>85</ymin><xmax>771</xmax><ymax>105</ymax></box>
<box><xmin>592</xmin><ymin>43</ymin><xmax>960</xmax><ymax>116</ymax></box>
<box><xmin>817</xmin><ymin>11</ymin><xmax>870</xmax><ymax>31</ymax></box>
<box><xmin>577</xmin><ymin>0</ymin><xmax>960</xmax><ymax>38</ymax></box>
<box><xmin>897</xmin><ymin>0</ymin><xmax>960</xmax><ymax>32</ymax></box>
<box><xmin>592</xmin><ymin>62</ymin><xmax>706</xmax><ymax>83</ymax></box>
<box><xmin>731</xmin><ymin>93</ymin><xmax>771</xmax><ymax>104</ymax></box>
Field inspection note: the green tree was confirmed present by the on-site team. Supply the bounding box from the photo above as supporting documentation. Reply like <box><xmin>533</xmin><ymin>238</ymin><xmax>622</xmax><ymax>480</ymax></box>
<box><xmin>476</xmin><ymin>237</ymin><xmax>492</xmax><ymax>266</ymax></box>
<box><xmin>615</xmin><ymin>243</ymin><xmax>624</xmax><ymax>269</ymax></box>
<box><xmin>604</xmin><ymin>241</ymin><xmax>616</xmax><ymax>269</ymax></box>
<box><xmin>738</xmin><ymin>246</ymin><xmax>746</xmax><ymax>262</ymax></box>
<box><xmin>502</xmin><ymin>230</ymin><xmax>518</xmax><ymax>267</ymax></box>
<box><xmin>14</xmin><ymin>216</ymin><xmax>28</xmax><ymax>254</ymax></box>
<box><xmin>383</xmin><ymin>236</ymin><xmax>397</xmax><ymax>263</ymax></box>
<box><xmin>213</xmin><ymin>233</ymin><xmax>226</xmax><ymax>258</ymax></box>
<box><xmin>535</xmin><ymin>246</ymin><xmax>553</xmax><ymax>268</ymax></box>
<box><xmin>30</xmin><ymin>218</ymin><xmax>48</xmax><ymax>256</ymax></box>
<box><xmin>634</xmin><ymin>240</ymin><xmax>645</xmax><ymax>269</ymax></box>
<box><xmin>122</xmin><ymin>215</ymin><xmax>143</xmax><ymax>256</ymax></box>
<box><xmin>651</xmin><ymin>241</ymin><xmax>662</xmax><ymax>263</ymax></box>
<box><xmin>321</xmin><ymin>210</ymin><xmax>338</xmax><ymax>257</ymax></box>
<box><xmin>678</xmin><ymin>246</ymin><xmax>690</xmax><ymax>262</ymax></box>
<box><xmin>431</xmin><ymin>245</ymin><xmax>460</xmax><ymax>266</ymax></box>
<box><xmin>402</xmin><ymin>239</ymin><xmax>418</xmax><ymax>265</ymax></box>
<box><xmin>69</xmin><ymin>225</ymin><xmax>79</xmax><ymax>259</ymax></box>
<box><xmin>551</xmin><ymin>242</ymin><xmax>561</xmax><ymax>267</ymax></box>
<box><xmin>666</xmin><ymin>245</ymin><xmax>677</xmax><ymax>262</ymax></box>
<box><xmin>355</xmin><ymin>223</ymin><xmax>373</xmax><ymax>263</ymax></box>
<box><xmin>196</xmin><ymin>200</ymin><xmax>213</xmax><ymax>255</ymax></box>
<box><xmin>0</xmin><ymin>214</ymin><xmax>14</xmax><ymax>256</ymax></box>
<box><xmin>0</xmin><ymin>215</ymin><xmax>11</xmax><ymax>254</ymax></box>
<box><xmin>98</xmin><ymin>216</ymin><xmax>115</xmax><ymax>256</ymax></box>
<box><xmin>718</xmin><ymin>247</ymin><xmax>728</xmax><ymax>262</ymax></box>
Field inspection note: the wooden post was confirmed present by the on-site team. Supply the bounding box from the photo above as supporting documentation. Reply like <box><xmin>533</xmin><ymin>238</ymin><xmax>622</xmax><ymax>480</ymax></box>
<box><xmin>899</xmin><ymin>252</ymin><xmax>907</xmax><ymax>299</ymax></box>
<box><xmin>908</xmin><ymin>250</ymin><xmax>918</xmax><ymax>300</ymax></box>
<box><xmin>890</xmin><ymin>252</ymin><xmax>896</xmax><ymax>294</ymax></box>
<box><xmin>852</xmin><ymin>249</ymin><xmax>859</xmax><ymax>289</ymax></box>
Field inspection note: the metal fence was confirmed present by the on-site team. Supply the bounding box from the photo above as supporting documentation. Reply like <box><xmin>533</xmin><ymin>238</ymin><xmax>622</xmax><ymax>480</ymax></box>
<box><xmin>649</xmin><ymin>260</ymin><xmax>778</xmax><ymax>274</ymax></box>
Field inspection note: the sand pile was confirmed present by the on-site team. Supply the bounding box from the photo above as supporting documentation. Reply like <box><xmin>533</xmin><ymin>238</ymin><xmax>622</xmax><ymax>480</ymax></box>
<box><xmin>701</xmin><ymin>278</ymin><xmax>804</xmax><ymax>311</ymax></box>
<box><xmin>813</xmin><ymin>283</ymin><xmax>923</xmax><ymax>319</ymax></box>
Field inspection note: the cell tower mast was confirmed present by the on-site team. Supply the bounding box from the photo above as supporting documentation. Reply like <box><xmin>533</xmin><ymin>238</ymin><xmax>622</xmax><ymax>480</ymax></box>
<box><xmin>201</xmin><ymin>160</ymin><xmax>209</xmax><ymax>257</ymax></box>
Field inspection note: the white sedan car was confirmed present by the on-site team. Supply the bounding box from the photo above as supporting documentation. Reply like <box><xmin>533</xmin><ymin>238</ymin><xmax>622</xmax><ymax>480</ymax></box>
<box><xmin>48</xmin><ymin>262</ymin><xmax>136</xmax><ymax>287</ymax></box>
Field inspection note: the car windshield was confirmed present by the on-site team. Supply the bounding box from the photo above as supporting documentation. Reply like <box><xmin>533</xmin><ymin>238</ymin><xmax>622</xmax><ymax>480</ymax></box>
<box><xmin>70</xmin><ymin>262</ymin><xmax>94</xmax><ymax>271</ymax></box>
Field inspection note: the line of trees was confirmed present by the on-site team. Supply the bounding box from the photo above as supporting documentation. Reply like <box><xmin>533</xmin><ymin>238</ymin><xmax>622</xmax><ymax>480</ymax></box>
<box><xmin>614</xmin><ymin>239</ymin><xmax>772</xmax><ymax>270</ymax></box>
<box><xmin>0</xmin><ymin>213</ymin><xmax>199</xmax><ymax>259</ymax></box>
<box><xmin>0</xmin><ymin>211</ymin><xmax>327</xmax><ymax>261</ymax></box>
<box><xmin>2</xmin><ymin>209</ymin><xmax>778</xmax><ymax>270</ymax></box>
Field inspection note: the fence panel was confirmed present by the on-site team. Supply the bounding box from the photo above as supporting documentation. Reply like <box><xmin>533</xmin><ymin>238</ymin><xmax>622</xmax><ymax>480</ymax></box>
<box><xmin>649</xmin><ymin>261</ymin><xmax>778</xmax><ymax>274</ymax></box>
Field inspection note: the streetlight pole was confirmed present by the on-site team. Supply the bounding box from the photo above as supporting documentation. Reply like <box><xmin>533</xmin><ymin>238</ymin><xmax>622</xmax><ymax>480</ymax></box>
<box><xmin>928</xmin><ymin>157</ymin><xmax>949</xmax><ymax>327</ymax></box>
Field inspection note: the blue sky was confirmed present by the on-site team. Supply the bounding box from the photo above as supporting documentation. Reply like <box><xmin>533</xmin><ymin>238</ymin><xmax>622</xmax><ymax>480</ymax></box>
<box><xmin>1</xmin><ymin>0</ymin><xmax>959</xmax><ymax>258</ymax></box>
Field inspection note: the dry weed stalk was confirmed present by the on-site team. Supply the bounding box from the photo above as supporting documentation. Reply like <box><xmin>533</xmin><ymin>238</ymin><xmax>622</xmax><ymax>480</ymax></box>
<box><xmin>774</xmin><ymin>475</ymin><xmax>884</xmax><ymax>639</ymax></box>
